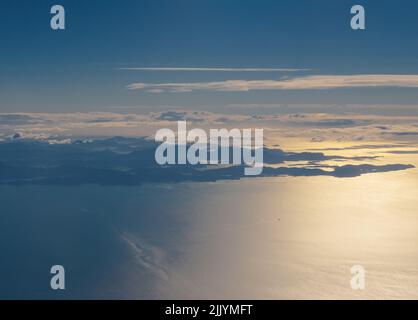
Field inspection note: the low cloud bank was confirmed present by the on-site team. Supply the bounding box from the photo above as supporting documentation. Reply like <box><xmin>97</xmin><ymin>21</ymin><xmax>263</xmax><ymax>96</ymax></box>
<box><xmin>0</xmin><ymin>137</ymin><xmax>413</xmax><ymax>186</ymax></box>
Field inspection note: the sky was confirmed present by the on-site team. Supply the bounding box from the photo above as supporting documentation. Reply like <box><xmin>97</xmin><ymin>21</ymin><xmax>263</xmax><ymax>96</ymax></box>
<box><xmin>1</xmin><ymin>0</ymin><xmax>418</xmax><ymax>112</ymax></box>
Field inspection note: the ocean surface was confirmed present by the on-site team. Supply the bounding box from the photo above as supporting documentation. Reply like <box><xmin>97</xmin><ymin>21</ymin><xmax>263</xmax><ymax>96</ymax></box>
<box><xmin>1</xmin><ymin>168</ymin><xmax>417</xmax><ymax>299</ymax></box>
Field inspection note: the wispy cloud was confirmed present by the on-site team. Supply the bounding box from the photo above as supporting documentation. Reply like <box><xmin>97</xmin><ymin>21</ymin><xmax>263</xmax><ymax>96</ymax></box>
<box><xmin>127</xmin><ymin>75</ymin><xmax>418</xmax><ymax>92</ymax></box>
<box><xmin>117</xmin><ymin>67</ymin><xmax>307</xmax><ymax>72</ymax></box>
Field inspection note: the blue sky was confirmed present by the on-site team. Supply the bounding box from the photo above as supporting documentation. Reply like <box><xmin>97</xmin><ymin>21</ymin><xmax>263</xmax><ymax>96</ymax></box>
<box><xmin>1</xmin><ymin>0</ymin><xmax>418</xmax><ymax>112</ymax></box>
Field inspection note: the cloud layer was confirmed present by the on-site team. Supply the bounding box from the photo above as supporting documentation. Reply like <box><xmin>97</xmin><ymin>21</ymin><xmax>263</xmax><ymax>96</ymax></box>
<box><xmin>118</xmin><ymin>67</ymin><xmax>307</xmax><ymax>72</ymax></box>
<box><xmin>0</xmin><ymin>137</ymin><xmax>414</xmax><ymax>186</ymax></box>
<box><xmin>2</xmin><ymin>111</ymin><xmax>418</xmax><ymax>145</ymax></box>
<box><xmin>127</xmin><ymin>75</ymin><xmax>418</xmax><ymax>92</ymax></box>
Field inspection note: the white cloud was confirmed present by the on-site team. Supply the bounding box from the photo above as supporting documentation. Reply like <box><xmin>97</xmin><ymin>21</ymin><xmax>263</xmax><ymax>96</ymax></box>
<box><xmin>127</xmin><ymin>75</ymin><xmax>418</xmax><ymax>92</ymax></box>
<box><xmin>117</xmin><ymin>67</ymin><xmax>307</xmax><ymax>72</ymax></box>
<box><xmin>1</xmin><ymin>111</ymin><xmax>418</xmax><ymax>144</ymax></box>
